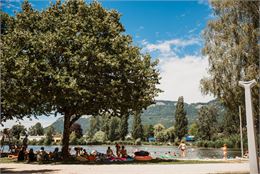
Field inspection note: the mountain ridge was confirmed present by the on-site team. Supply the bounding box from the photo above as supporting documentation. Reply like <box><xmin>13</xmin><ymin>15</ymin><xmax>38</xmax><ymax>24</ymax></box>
<box><xmin>45</xmin><ymin>99</ymin><xmax>224</xmax><ymax>133</ymax></box>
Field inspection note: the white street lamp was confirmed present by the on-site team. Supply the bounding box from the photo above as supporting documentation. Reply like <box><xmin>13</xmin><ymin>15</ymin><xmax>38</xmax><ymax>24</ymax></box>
<box><xmin>239</xmin><ymin>79</ymin><xmax>259</xmax><ymax>174</ymax></box>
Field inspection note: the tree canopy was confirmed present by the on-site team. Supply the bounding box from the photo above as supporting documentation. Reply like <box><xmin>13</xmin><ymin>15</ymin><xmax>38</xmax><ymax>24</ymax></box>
<box><xmin>200</xmin><ymin>0</ymin><xmax>259</xmax><ymax>132</ymax></box>
<box><xmin>1</xmin><ymin>0</ymin><xmax>160</xmax><ymax>159</ymax></box>
<box><xmin>28</xmin><ymin>122</ymin><xmax>44</xmax><ymax>136</ymax></box>
<box><xmin>196</xmin><ymin>106</ymin><xmax>218</xmax><ymax>141</ymax></box>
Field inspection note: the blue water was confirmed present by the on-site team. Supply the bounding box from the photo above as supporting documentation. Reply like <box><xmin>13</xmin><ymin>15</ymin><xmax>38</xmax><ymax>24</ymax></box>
<box><xmin>2</xmin><ymin>145</ymin><xmax>241</xmax><ymax>159</ymax></box>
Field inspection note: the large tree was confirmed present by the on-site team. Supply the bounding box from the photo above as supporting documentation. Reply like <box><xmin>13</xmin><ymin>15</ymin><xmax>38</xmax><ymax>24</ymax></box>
<box><xmin>10</xmin><ymin>125</ymin><xmax>27</xmax><ymax>140</ymax></box>
<box><xmin>196</xmin><ymin>106</ymin><xmax>218</xmax><ymax>141</ymax></box>
<box><xmin>108</xmin><ymin>116</ymin><xmax>120</xmax><ymax>141</ymax></box>
<box><xmin>1</xmin><ymin>0</ymin><xmax>160</xmax><ymax>159</ymax></box>
<box><xmin>174</xmin><ymin>96</ymin><xmax>188</xmax><ymax>140</ymax></box>
<box><xmin>132</xmin><ymin>111</ymin><xmax>143</xmax><ymax>140</ymax></box>
<box><xmin>200</xmin><ymin>0</ymin><xmax>259</xmax><ymax>133</ymax></box>
<box><xmin>88</xmin><ymin>116</ymin><xmax>101</xmax><ymax>138</ymax></box>
<box><xmin>44</xmin><ymin>126</ymin><xmax>54</xmax><ymax>145</ymax></box>
<box><xmin>28</xmin><ymin>122</ymin><xmax>44</xmax><ymax>136</ymax></box>
<box><xmin>119</xmin><ymin>114</ymin><xmax>128</xmax><ymax>140</ymax></box>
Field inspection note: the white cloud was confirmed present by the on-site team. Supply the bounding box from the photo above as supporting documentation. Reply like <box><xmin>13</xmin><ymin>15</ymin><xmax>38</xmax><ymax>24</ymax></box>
<box><xmin>156</xmin><ymin>55</ymin><xmax>214</xmax><ymax>104</ymax></box>
<box><xmin>142</xmin><ymin>38</ymin><xmax>200</xmax><ymax>57</ymax></box>
<box><xmin>141</xmin><ymin>38</ymin><xmax>213</xmax><ymax>104</ymax></box>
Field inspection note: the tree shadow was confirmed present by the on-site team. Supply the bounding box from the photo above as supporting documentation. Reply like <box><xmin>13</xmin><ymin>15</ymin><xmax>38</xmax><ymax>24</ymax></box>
<box><xmin>1</xmin><ymin>167</ymin><xmax>59</xmax><ymax>174</ymax></box>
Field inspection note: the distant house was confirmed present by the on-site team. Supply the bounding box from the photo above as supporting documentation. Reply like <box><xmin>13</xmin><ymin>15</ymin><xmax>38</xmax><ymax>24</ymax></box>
<box><xmin>20</xmin><ymin>135</ymin><xmax>46</xmax><ymax>141</ymax></box>
<box><xmin>53</xmin><ymin>134</ymin><xmax>62</xmax><ymax>143</ymax></box>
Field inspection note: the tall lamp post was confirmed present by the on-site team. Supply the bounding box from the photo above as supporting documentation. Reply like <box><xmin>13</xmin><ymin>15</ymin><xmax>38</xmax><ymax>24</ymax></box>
<box><xmin>239</xmin><ymin>80</ymin><xmax>259</xmax><ymax>174</ymax></box>
<box><xmin>239</xmin><ymin>106</ymin><xmax>243</xmax><ymax>158</ymax></box>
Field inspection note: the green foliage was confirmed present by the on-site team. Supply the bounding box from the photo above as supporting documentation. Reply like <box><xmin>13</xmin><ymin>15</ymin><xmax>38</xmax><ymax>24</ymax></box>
<box><xmin>108</xmin><ymin>117</ymin><xmax>120</xmax><ymax>141</ymax></box>
<box><xmin>28</xmin><ymin>139</ymin><xmax>37</xmax><ymax>145</ymax></box>
<box><xmin>70</xmin><ymin>123</ymin><xmax>83</xmax><ymax>138</ymax></box>
<box><xmin>47</xmin><ymin>100</ymin><xmax>225</xmax><ymax>134</ymax></box>
<box><xmin>100</xmin><ymin>114</ymin><xmax>110</xmax><ymax>139</ymax></box>
<box><xmin>119</xmin><ymin>114</ymin><xmax>128</xmax><ymax>140</ymax></box>
<box><xmin>132</xmin><ymin>112</ymin><xmax>143</xmax><ymax>140</ymax></box>
<box><xmin>28</xmin><ymin>122</ymin><xmax>44</xmax><ymax>136</ymax></box>
<box><xmin>1</xmin><ymin>0</ymin><xmax>160</xmax><ymax>159</ymax></box>
<box><xmin>195</xmin><ymin>133</ymin><xmax>247</xmax><ymax>148</ymax></box>
<box><xmin>37</xmin><ymin>138</ymin><xmax>45</xmax><ymax>145</ymax></box>
<box><xmin>189</xmin><ymin>122</ymin><xmax>198</xmax><ymax>137</ymax></box>
<box><xmin>10</xmin><ymin>125</ymin><xmax>27</xmax><ymax>140</ymax></box>
<box><xmin>77</xmin><ymin>137</ymin><xmax>87</xmax><ymax>145</ymax></box>
<box><xmin>44</xmin><ymin>126</ymin><xmax>54</xmax><ymax>145</ymax></box>
<box><xmin>92</xmin><ymin>131</ymin><xmax>106</xmax><ymax>143</ymax></box>
<box><xmin>143</xmin><ymin>124</ymin><xmax>154</xmax><ymax>141</ymax></box>
<box><xmin>164</xmin><ymin>126</ymin><xmax>175</xmax><ymax>142</ymax></box>
<box><xmin>88</xmin><ymin>116</ymin><xmax>101</xmax><ymax>138</ymax></box>
<box><xmin>69</xmin><ymin>131</ymin><xmax>78</xmax><ymax>145</ymax></box>
<box><xmin>201</xmin><ymin>0</ymin><xmax>259</xmax><ymax>133</ymax></box>
<box><xmin>197</xmin><ymin>106</ymin><xmax>218</xmax><ymax>141</ymax></box>
<box><xmin>174</xmin><ymin>96</ymin><xmax>188</xmax><ymax>140</ymax></box>
<box><xmin>153</xmin><ymin>123</ymin><xmax>165</xmax><ymax>141</ymax></box>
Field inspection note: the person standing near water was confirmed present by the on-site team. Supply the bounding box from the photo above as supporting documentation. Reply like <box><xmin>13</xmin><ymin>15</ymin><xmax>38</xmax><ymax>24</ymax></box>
<box><xmin>222</xmin><ymin>144</ymin><xmax>228</xmax><ymax>159</ymax></box>
<box><xmin>178</xmin><ymin>140</ymin><xmax>187</xmax><ymax>157</ymax></box>
<box><xmin>22</xmin><ymin>135</ymin><xmax>28</xmax><ymax>150</ymax></box>
<box><xmin>115</xmin><ymin>143</ymin><xmax>120</xmax><ymax>157</ymax></box>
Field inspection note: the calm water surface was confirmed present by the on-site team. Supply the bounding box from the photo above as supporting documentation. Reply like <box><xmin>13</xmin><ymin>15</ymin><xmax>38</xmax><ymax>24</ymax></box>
<box><xmin>3</xmin><ymin>145</ymin><xmax>241</xmax><ymax>159</ymax></box>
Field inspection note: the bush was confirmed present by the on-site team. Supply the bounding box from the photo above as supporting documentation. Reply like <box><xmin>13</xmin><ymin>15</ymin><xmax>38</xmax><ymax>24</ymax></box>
<box><xmin>77</xmin><ymin>137</ymin><xmax>87</xmax><ymax>145</ymax></box>
<box><xmin>29</xmin><ymin>139</ymin><xmax>37</xmax><ymax>145</ymax></box>
<box><xmin>92</xmin><ymin>131</ymin><xmax>106</xmax><ymax>143</ymax></box>
<box><xmin>37</xmin><ymin>138</ymin><xmax>45</xmax><ymax>145</ymax></box>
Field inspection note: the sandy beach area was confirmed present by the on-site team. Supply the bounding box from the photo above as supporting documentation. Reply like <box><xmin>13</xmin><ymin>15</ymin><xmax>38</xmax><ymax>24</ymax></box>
<box><xmin>1</xmin><ymin>162</ymin><xmax>249</xmax><ymax>174</ymax></box>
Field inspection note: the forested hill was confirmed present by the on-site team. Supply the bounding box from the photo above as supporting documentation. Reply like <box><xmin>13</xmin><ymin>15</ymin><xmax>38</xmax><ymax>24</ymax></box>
<box><xmin>45</xmin><ymin>100</ymin><xmax>225</xmax><ymax>133</ymax></box>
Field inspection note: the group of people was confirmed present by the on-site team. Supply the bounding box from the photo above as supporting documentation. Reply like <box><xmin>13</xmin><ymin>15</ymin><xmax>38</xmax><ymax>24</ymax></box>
<box><xmin>17</xmin><ymin>146</ymin><xmax>62</xmax><ymax>162</ymax></box>
<box><xmin>74</xmin><ymin>143</ymin><xmax>129</xmax><ymax>162</ymax></box>
<box><xmin>108</xmin><ymin>143</ymin><xmax>128</xmax><ymax>158</ymax></box>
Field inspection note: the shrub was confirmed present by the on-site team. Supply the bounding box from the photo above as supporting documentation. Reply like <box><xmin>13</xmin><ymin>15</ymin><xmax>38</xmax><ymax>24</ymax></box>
<box><xmin>92</xmin><ymin>131</ymin><xmax>106</xmax><ymax>143</ymax></box>
<box><xmin>29</xmin><ymin>139</ymin><xmax>37</xmax><ymax>145</ymax></box>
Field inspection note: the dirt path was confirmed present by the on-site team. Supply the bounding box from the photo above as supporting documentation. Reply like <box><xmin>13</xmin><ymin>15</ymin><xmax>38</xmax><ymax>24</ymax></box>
<box><xmin>0</xmin><ymin>162</ymin><xmax>249</xmax><ymax>174</ymax></box>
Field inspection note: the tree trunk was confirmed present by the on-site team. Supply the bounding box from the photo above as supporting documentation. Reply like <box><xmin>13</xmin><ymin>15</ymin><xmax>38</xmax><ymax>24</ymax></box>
<box><xmin>62</xmin><ymin>112</ymin><xmax>71</xmax><ymax>160</ymax></box>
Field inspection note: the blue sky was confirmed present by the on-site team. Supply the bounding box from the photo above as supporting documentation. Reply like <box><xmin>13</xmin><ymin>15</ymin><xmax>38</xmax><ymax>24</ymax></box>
<box><xmin>2</xmin><ymin>0</ymin><xmax>215</xmax><ymax>128</ymax></box>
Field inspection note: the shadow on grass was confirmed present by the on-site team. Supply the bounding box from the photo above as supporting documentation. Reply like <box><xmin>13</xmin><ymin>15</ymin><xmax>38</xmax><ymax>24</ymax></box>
<box><xmin>1</xmin><ymin>167</ymin><xmax>59</xmax><ymax>174</ymax></box>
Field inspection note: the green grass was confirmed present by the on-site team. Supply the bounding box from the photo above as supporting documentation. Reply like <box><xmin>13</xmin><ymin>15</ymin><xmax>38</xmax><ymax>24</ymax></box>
<box><xmin>0</xmin><ymin>157</ymin><xmax>18</xmax><ymax>163</ymax></box>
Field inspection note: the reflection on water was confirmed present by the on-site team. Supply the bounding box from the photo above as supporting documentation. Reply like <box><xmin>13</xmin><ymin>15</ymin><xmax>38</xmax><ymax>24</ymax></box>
<box><xmin>2</xmin><ymin>145</ymin><xmax>241</xmax><ymax>159</ymax></box>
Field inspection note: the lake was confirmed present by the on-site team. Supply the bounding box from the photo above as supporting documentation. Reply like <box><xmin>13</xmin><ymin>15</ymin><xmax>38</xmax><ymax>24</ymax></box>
<box><xmin>2</xmin><ymin>145</ymin><xmax>242</xmax><ymax>159</ymax></box>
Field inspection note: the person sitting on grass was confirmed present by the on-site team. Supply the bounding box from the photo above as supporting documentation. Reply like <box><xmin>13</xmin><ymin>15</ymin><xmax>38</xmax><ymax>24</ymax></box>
<box><xmin>120</xmin><ymin>146</ymin><xmax>128</xmax><ymax>158</ymax></box>
<box><xmin>52</xmin><ymin>147</ymin><xmax>62</xmax><ymax>161</ymax></box>
<box><xmin>17</xmin><ymin>146</ymin><xmax>26</xmax><ymax>161</ymax></box>
<box><xmin>37</xmin><ymin>147</ymin><xmax>48</xmax><ymax>161</ymax></box>
<box><xmin>106</xmin><ymin>146</ymin><xmax>114</xmax><ymax>158</ymax></box>
<box><xmin>28</xmin><ymin>148</ymin><xmax>36</xmax><ymax>163</ymax></box>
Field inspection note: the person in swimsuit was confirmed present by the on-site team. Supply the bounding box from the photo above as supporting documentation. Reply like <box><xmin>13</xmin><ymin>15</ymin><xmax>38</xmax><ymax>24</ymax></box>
<box><xmin>106</xmin><ymin>146</ymin><xmax>114</xmax><ymax>158</ymax></box>
<box><xmin>120</xmin><ymin>146</ymin><xmax>127</xmax><ymax>158</ymax></box>
<box><xmin>178</xmin><ymin>140</ymin><xmax>187</xmax><ymax>157</ymax></box>
<box><xmin>222</xmin><ymin>144</ymin><xmax>228</xmax><ymax>159</ymax></box>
